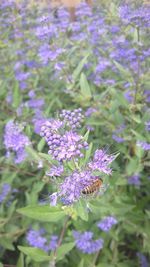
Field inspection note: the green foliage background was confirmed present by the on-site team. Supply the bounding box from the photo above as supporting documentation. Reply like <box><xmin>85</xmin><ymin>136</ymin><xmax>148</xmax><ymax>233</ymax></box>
<box><xmin>0</xmin><ymin>0</ymin><xmax>149</xmax><ymax>266</ymax></box>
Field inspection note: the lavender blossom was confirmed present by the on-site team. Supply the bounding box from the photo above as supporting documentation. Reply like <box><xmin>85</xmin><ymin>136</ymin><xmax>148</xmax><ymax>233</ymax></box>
<box><xmin>4</xmin><ymin>120</ymin><xmax>30</xmax><ymax>163</ymax></box>
<box><xmin>48</xmin><ymin>235</ymin><xmax>58</xmax><ymax>251</ymax></box>
<box><xmin>85</xmin><ymin>107</ymin><xmax>97</xmax><ymax>117</ymax></box>
<box><xmin>145</xmin><ymin>121</ymin><xmax>150</xmax><ymax>132</ymax></box>
<box><xmin>97</xmin><ymin>216</ymin><xmax>118</xmax><ymax>232</ymax></box>
<box><xmin>26</xmin><ymin>229</ymin><xmax>47</xmax><ymax>251</ymax></box>
<box><xmin>73</xmin><ymin>231</ymin><xmax>104</xmax><ymax>254</ymax></box>
<box><xmin>58</xmin><ymin>170</ymin><xmax>99</xmax><ymax>204</ymax></box>
<box><xmin>112</xmin><ymin>135</ymin><xmax>125</xmax><ymax>143</ymax></box>
<box><xmin>137</xmin><ymin>253</ymin><xmax>149</xmax><ymax>267</ymax></box>
<box><xmin>41</xmin><ymin>120</ymin><xmax>88</xmax><ymax>161</ymax></box>
<box><xmin>26</xmin><ymin>229</ymin><xmax>58</xmax><ymax>252</ymax></box>
<box><xmin>59</xmin><ymin>108</ymin><xmax>84</xmax><ymax>129</ymax></box>
<box><xmin>0</xmin><ymin>183</ymin><xmax>11</xmax><ymax>204</ymax></box>
<box><xmin>88</xmin><ymin>149</ymin><xmax>116</xmax><ymax>175</ymax></box>
<box><xmin>128</xmin><ymin>174</ymin><xmax>141</xmax><ymax>186</ymax></box>
<box><xmin>137</xmin><ymin>141</ymin><xmax>150</xmax><ymax>151</ymax></box>
<box><xmin>46</xmin><ymin>165</ymin><xmax>64</xmax><ymax>177</ymax></box>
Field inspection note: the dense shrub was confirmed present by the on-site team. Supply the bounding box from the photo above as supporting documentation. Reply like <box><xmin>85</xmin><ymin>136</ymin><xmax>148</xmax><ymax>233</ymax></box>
<box><xmin>0</xmin><ymin>0</ymin><xmax>149</xmax><ymax>266</ymax></box>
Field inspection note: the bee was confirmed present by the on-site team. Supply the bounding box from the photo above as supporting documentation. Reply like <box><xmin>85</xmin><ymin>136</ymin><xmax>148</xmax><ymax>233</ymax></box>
<box><xmin>82</xmin><ymin>178</ymin><xmax>103</xmax><ymax>195</ymax></box>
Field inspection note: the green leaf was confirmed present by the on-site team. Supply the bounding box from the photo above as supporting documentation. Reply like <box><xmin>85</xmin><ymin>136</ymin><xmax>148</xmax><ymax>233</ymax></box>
<box><xmin>37</xmin><ymin>138</ymin><xmax>45</xmax><ymax>152</ymax></box>
<box><xmin>57</xmin><ymin>242</ymin><xmax>75</xmax><ymax>261</ymax></box>
<box><xmin>18</xmin><ymin>246</ymin><xmax>51</xmax><ymax>262</ymax></box>
<box><xmin>78</xmin><ymin>259</ymin><xmax>84</xmax><ymax>267</ymax></box>
<box><xmin>17</xmin><ymin>205</ymin><xmax>65</xmax><ymax>222</ymax></box>
<box><xmin>80</xmin><ymin>72</ymin><xmax>92</xmax><ymax>99</ymax></box>
<box><xmin>0</xmin><ymin>238</ymin><xmax>15</xmax><ymax>250</ymax></box>
<box><xmin>82</xmin><ymin>142</ymin><xmax>93</xmax><ymax>166</ymax></box>
<box><xmin>16</xmin><ymin>253</ymin><xmax>24</xmax><ymax>267</ymax></box>
<box><xmin>0</xmin><ymin>263</ymin><xmax>3</xmax><ymax>267</ymax></box>
<box><xmin>12</xmin><ymin>81</ymin><xmax>21</xmax><ymax>108</ymax></box>
<box><xmin>113</xmin><ymin>61</ymin><xmax>133</xmax><ymax>81</ymax></box>
<box><xmin>0</xmin><ymin>217</ymin><xmax>9</xmax><ymax>229</ymax></box>
<box><xmin>26</xmin><ymin>146</ymin><xmax>41</xmax><ymax>162</ymax></box>
<box><xmin>74</xmin><ymin>200</ymin><xmax>88</xmax><ymax>221</ymax></box>
<box><xmin>72</xmin><ymin>54</ymin><xmax>89</xmax><ymax>80</ymax></box>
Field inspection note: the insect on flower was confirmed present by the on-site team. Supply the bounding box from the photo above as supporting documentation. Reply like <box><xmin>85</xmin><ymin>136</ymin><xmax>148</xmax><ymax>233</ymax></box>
<box><xmin>82</xmin><ymin>178</ymin><xmax>103</xmax><ymax>195</ymax></box>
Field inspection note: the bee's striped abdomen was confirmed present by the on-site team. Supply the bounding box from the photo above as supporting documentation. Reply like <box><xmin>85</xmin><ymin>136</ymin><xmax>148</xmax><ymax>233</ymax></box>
<box><xmin>82</xmin><ymin>178</ymin><xmax>103</xmax><ymax>195</ymax></box>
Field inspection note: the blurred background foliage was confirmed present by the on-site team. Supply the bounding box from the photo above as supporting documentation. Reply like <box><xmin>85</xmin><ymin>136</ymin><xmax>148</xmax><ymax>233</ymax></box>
<box><xmin>0</xmin><ymin>0</ymin><xmax>149</xmax><ymax>266</ymax></box>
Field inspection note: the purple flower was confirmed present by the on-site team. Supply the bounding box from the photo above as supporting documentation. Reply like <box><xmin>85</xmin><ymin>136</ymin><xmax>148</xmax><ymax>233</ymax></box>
<box><xmin>97</xmin><ymin>216</ymin><xmax>118</xmax><ymax>232</ymax></box>
<box><xmin>137</xmin><ymin>253</ymin><xmax>149</xmax><ymax>267</ymax></box>
<box><xmin>26</xmin><ymin>229</ymin><xmax>47</xmax><ymax>251</ymax></box>
<box><xmin>145</xmin><ymin>121</ymin><xmax>150</xmax><ymax>132</ymax></box>
<box><xmin>27</xmin><ymin>99</ymin><xmax>45</xmax><ymax>109</ymax></box>
<box><xmin>59</xmin><ymin>108</ymin><xmax>84</xmax><ymax>129</ymax></box>
<box><xmin>85</xmin><ymin>107</ymin><xmax>97</xmax><ymax>117</ymax></box>
<box><xmin>88</xmin><ymin>149</ymin><xmax>116</xmax><ymax>175</ymax></box>
<box><xmin>128</xmin><ymin>174</ymin><xmax>141</xmax><ymax>186</ymax></box>
<box><xmin>41</xmin><ymin>120</ymin><xmax>88</xmax><ymax>161</ymax></box>
<box><xmin>124</xmin><ymin>90</ymin><xmax>134</xmax><ymax>103</ymax></box>
<box><xmin>49</xmin><ymin>192</ymin><xmax>58</xmax><ymax>206</ymax></box>
<box><xmin>4</xmin><ymin>120</ymin><xmax>30</xmax><ymax>163</ymax></box>
<box><xmin>0</xmin><ymin>183</ymin><xmax>11</xmax><ymax>204</ymax></box>
<box><xmin>48</xmin><ymin>235</ymin><xmax>58</xmax><ymax>251</ymax></box>
<box><xmin>112</xmin><ymin>135</ymin><xmax>125</xmax><ymax>143</ymax></box>
<box><xmin>15</xmin><ymin>72</ymin><xmax>30</xmax><ymax>82</ymax></box>
<box><xmin>73</xmin><ymin>231</ymin><xmax>104</xmax><ymax>254</ymax></box>
<box><xmin>46</xmin><ymin>165</ymin><xmax>64</xmax><ymax>177</ymax></box>
<box><xmin>58</xmin><ymin>170</ymin><xmax>98</xmax><ymax>204</ymax></box>
<box><xmin>26</xmin><ymin>229</ymin><xmax>58</xmax><ymax>252</ymax></box>
<box><xmin>137</xmin><ymin>141</ymin><xmax>150</xmax><ymax>151</ymax></box>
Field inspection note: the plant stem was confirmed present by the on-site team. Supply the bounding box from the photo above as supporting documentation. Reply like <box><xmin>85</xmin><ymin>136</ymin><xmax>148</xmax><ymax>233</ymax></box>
<box><xmin>49</xmin><ymin>215</ymin><xmax>70</xmax><ymax>267</ymax></box>
<box><xmin>90</xmin><ymin>250</ymin><xmax>101</xmax><ymax>267</ymax></box>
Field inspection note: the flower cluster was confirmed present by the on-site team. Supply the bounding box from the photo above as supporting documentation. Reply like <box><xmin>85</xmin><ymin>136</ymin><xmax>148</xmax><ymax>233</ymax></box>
<box><xmin>128</xmin><ymin>174</ymin><xmax>141</xmax><ymax>186</ymax></box>
<box><xmin>97</xmin><ymin>216</ymin><xmax>118</xmax><ymax>232</ymax></box>
<box><xmin>40</xmin><ymin>109</ymin><xmax>116</xmax><ymax>204</ymax></box>
<box><xmin>40</xmin><ymin>110</ymin><xmax>88</xmax><ymax>161</ymax></box>
<box><xmin>59</xmin><ymin>170</ymin><xmax>99</xmax><ymax>203</ymax></box>
<box><xmin>137</xmin><ymin>141</ymin><xmax>150</xmax><ymax>151</ymax></box>
<box><xmin>4</xmin><ymin>120</ymin><xmax>30</xmax><ymax>163</ymax></box>
<box><xmin>88</xmin><ymin>149</ymin><xmax>116</xmax><ymax>175</ymax></box>
<box><xmin>59</xmin><ymin>108</ymin><xmax>84</xmax><ymax>129</ymax></box>
<box><xmin>26</xmin><ymin>229</ymin><xmax>58</xmax><ymax>252</ymax></box>
<box><xmin>73</xmin><ymin>231</ymin><xmax>104</xmax><ymax>254</ymax></box>
<box><xmin>137</xmin><ymin>253</ymin><xmax>149</xmax><ymax>267</ymax></box>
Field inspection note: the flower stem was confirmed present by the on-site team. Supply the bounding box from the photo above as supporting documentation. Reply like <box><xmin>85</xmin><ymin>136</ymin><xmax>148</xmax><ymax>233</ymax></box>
<box><xmin>49</xmin><ymin>215</ymin><xmax>70</xmax><ymax>267</ymax></box>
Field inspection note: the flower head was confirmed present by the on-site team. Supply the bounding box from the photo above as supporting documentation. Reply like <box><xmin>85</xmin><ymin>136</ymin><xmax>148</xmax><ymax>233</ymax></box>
<box><xmin>58</xmin><ymin>170</ymin><xmax>98</xmax><ymax>204</ymax></box>
<box><xmin>88</xmin><ymin>149</ymin><xmax>116</xmax><ymax>174</ymax></box>
<box><xmin>73</xmin><ymin>231</ymin><xmax>104</xmax><ymax>254</ymax></box>
<box><xmin>128</xmin><ymin>174</ymin><xmax>141</xmax><ymax>186</ymax></box>
<box><xmin>97</xmin><ymin>216</ymin><xmax>118</xmax><ymax>232</ymax></box>
<box><xmin>26</xmin><ymin>229</ymin><xmax>58</xmax><ymax>252</ymax></box>
<box><xmin>4</xmin><ymin>120</ymin><xmax>30</xmax><ymax>163</ymax></box>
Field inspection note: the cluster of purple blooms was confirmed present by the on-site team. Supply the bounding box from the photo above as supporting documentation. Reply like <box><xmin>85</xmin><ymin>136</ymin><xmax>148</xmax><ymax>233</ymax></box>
<box><xmin>59</xmin><ymin>108</ymin><xmax>84</xmax><ymax>129</ymax></box>
<box><xmin>40</xmin><ymin>109</ymin><xmax>88</xmax><ymax>162</ymax></box>
<box><xmin>73</xmin><ymin>216</ymin><xmax>118</xmax><ymax>254</ymax></box>
<box><xmin>73</xmin><ymin>231</ymin><xmax>103</xmax><ymax>254</ymax></box>
<box><xmin>40</xmin><ymin>109</ymin><xmax>117</xmax><ymax>204</ymax></box>
<box><xmin>4</xmin><ymin>120</ymin><xmax>30</xmax><ymax>163</ymax></box>
<box><xmin>26</xmin><ymin>215</ymin><xmax>117</xmax><ymax>254</ymax></box>
<box><xmin>97</xmin><ymin>216</ymin><xmax>118</xmax><ymax>232</ymax></box>
<box><xmin>128</xmin><ymin>174</ymin><xmax>141</xmax><ymax>186</ymax></box>
<box><xmin>26</xmin><ymin>228</ymin><xmax>58</xmax><ymax>252</ymax></box>
<box><xmin>137</xmin><ymin>252</ymin><xmax>149</xmax><ymax>267</ymax></box>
